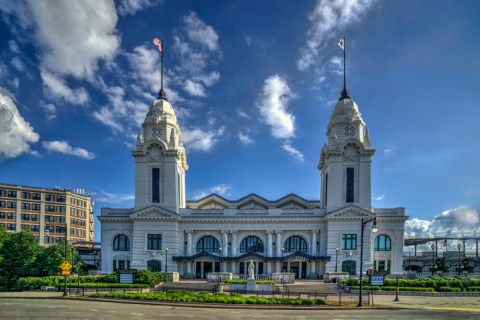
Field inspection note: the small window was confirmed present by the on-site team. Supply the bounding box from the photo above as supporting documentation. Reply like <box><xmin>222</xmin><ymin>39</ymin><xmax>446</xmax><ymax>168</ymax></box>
<box><xmin>32</xmin><ymin>193</ymin><xmax>41</xmax><ymax>200</ymax></box>
<box><xmin>152</xmin><ymin>168</ymin><xmax>160</xmax><ymax>203</ymax></box>
<box><xmin>147</xmin><ymin>234</ymin><xmax>162</xmax><ymax>250</ymax></box>
<box><xmin>7</xmin><ymin>190</ymin><xmax>17</xmax><ymax>198</ymax></box>
<box><xmin>342</xmin><ymin>260</ymin><xmax>356</xmax><ymax>275</ymax></box>
<box><xmin>113</xmin><ymin>234</ymin><xmax>130</xmax><ymax>251</ymax></box>
<box><xmin>283</xmin><ymin>236</ymin><xmax>308</xmax><ymax>253</ymax></box>
<box><xmin>346</xmin><ymin>167</ymin><xmax>354</xmax><ymax>202</ymax></box>
<box><xmin>374</xmin><ymin>234</ymin><xmax>391</xmax><ymax>251</ymax></box>
<box><xmin>147</xmin><ymin>260</ymin><xmax>162</xmax><ymax>272</ymax></box>
<box><xmin>342</xmin><ymin>234</ymin><xmax>357</xmax><ymax>250</ymax></box>
<box><xmin>196</xmin><ymin>236</ymin><xmax>220</xmax><ymax>252</ymax></box>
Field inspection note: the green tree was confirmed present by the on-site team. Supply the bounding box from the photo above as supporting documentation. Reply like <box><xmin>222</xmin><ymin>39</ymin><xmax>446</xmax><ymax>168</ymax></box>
<box><xmin>0</xmin><ymin>230</ymin><xmax>43</xmax><ymax>288</ymax></box>
<box><xmin>36</xmin><ymin>241</ymin><xmax>84</xmax><ymax>276</ymax></box>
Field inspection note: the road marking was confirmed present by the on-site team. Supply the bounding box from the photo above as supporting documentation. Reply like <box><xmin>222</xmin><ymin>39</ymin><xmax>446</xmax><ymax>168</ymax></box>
<box><xmin>48</xmin><ymin>306</ymin><xmax>56</xmax><ymax>308</ymax></box>
<box><xmin>130</xmin><ymin>313</ymin><xmax>144</xmax><ymax>316</ymax></box>
<box><xmin>108</xmin><ymin>311</ymin><xmax>117</xmax><ymax>313</ymax></box>
<box><xmin>425</xmin><ymin>307</ymin><xmax>480</xmax><ymax>313</ymax></box>
<box><xmin>90</xmin><ymin>309</ymin><xmax>99</xmax><ymax>312</ymax></box>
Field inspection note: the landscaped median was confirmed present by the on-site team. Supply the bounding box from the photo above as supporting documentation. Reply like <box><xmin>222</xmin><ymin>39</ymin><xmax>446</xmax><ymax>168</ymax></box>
<box><xmin>90</xmin><ymin>290</ymin><xmax>326</xmax><ymax>306</ymax></box>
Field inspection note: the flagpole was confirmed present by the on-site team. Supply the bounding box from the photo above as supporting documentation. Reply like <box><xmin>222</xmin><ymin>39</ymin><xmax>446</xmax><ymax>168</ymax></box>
<box><xmin>161</xmin><ymin>38</ymin><xmax>164</xmax><ymax>92</ymax></box>
<box><xmin>343</xmin><ymin>36</ymin><xmax>346</xmax><ymax>93</ymax></box>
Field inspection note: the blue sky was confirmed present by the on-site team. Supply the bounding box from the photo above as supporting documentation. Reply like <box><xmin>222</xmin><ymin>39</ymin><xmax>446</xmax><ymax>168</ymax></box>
<box><xmin>0</xmin><ymin>0</ymin><xmax>479</xmax><ymax>246</ymax></box>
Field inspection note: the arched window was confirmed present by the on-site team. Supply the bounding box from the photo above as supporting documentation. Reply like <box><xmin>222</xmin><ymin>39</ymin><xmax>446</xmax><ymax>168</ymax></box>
<box><xmin>113</xmin><ymin>234</ymin><xmax>130</xmax><ymax>251</ymax></box>
<box><xmin>283</xmin><ymin>236</ymin><xmax>308</xmax><ymax>253</ymax></box>
<box><xmin>196</xmin><ymin>236</ymin><xmax>220</xmax><ymax>252</ymax></box>
<box><xmin>342</xmin><ymin>260</ymin><xmax>356</xmax><ymax>275</ymax></box>
<box><xmin>374</xmin><ymin>234</ymin><xmax>391</xmax><ymax>251</ymax></box>
<box><xmin>147</xmin><ymin>260</ymin><xmax>161</xmax><ymax>272</ymax></box>
<box><xmin>240</xmin><ymin>236</ymin><xmax>264</xmax><ymax>253</ymax></box>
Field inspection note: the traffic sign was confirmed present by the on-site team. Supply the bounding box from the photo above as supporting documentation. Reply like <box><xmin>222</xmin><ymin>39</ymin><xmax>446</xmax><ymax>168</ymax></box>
<box><xmin>60</xmin><ymin>261</ymin><xmax>72</xmax><ymax>271</ymax></box>
<box><xmin>61</xmin><ymin>270</ymin><xmax>71</xmax><ymax>276</ymax></box>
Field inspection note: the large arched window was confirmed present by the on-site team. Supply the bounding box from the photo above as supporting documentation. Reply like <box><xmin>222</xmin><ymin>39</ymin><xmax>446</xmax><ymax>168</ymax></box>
<box><xmin>113</xmin><ymin>234</ymin><xmax>130</xmax><ymax>251</ymax></box>
<box><xmin>283</xmin><ymin>236</ymin><xmax>308</xmax><ymax>253</ymax></box>
<box><xmin>196</xmin><ymin>236</ymin><xmax>220</xmax><ymax>252</ymax></box>
<box><xmin>147</xmin><ymin>260</ymin><xmax>161</xmax><ymax>272</ymax></box>
<box><xmin>240</xmin><ymin>236</ymin><xmax>264</xmax><ymax>253</ymax></box>
<box><xmin>342</xmin><ymin>260</ymin><xmax>356</xmax><ymax>275</ymax></box>
<box><xmin>374</xmin><ymin>234</ymin><xmax>391</xmax><ymax>251</ymax></box>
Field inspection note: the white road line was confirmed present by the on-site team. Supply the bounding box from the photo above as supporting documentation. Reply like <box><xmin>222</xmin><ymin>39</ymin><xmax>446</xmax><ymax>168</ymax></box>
<box><xmin>130</xmin><ymin>313</ymin><xmax>144</xmax><ymax>316</ymax></box>
<box><xmin>90</xmin><ymin>309</ymin><xmax>99</xmax><ymax>312</ymax></box>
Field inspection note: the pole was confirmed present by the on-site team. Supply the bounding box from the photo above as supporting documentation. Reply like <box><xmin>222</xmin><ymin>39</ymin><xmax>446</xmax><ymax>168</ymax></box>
<box><xmin>165</xmin><ymin>248</ymin><xmax>168</xmax><ymax>273</ymax></box>
<box><xmin>395</xmin><ymin>277</ymin><xmax>399</xmax><ymax>301</ymax></box>
<box><xmin>343</xmin><ymin>36</ymin><xmax>346</xmax><ymax>92</ymax></box>
<box><xmin>63</xmin><ymin>225</ymin><xmax>68</xmax><ymax>296</ymax></box>
<box><xmin>161</xmin><ymin>38</ymin><xmax>164</xmax><ymax>91</ymax></box>
<box><xmin>358</xmin><ymin>219</ymin><xmax>365</xmax><ymax>307</ymax></box>
<box><xmin>335</xmin><ymin>248</ymin><xmax>339</xmax><ymax>272</ymax></box>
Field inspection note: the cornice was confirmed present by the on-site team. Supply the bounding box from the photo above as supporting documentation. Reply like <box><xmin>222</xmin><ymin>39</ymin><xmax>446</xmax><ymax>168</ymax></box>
<box><xmin>180</xmin><ymin>217</ymin><xmax>325</xmax><ymax>224</ymax></box>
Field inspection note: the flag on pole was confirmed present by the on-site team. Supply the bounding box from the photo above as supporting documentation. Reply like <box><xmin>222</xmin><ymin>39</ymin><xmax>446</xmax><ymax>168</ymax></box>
<box><xmin>153</xmin><ymin>38</ymin><xmax>162</xmax><ymax>53</ymax></box>
<box><xmin>338</xmin><ymin>37</ymin><xmax>345</xmax><ymax>50</ymax></box>
<box><xmin>442</xmin><ymin>239</ymin><xmax>447</xmax><ymax>247</ymax></box>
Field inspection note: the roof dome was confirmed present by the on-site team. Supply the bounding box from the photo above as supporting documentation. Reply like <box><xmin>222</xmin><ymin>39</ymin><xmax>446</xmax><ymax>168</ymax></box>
<box><xmin>144</xmin><ymin>97</ymin><xmax>177</xmax><ymax>124</ymax></box>
<box><xmin>329</xmin><ymin>97</ymin><xmax>362</xmax><ymax>124</ymax></box>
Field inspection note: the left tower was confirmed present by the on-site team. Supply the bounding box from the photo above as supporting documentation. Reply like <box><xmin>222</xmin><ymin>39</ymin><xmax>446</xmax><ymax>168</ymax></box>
<box><xmin>132</xmin><ymin>92</ymin><xmax>188</xmax><ymax>213</ymax></box>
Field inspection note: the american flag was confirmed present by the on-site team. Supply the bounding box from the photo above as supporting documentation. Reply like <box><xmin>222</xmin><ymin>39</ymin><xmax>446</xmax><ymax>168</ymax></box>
<box><xmin>338</xmin><ymin>37</ymin><xmax>345</xmax><ymax>50</ymax></box>
<box><xmin>442</xmin><ymin>239</ymin><xmax>447</xmax><ymax>247</ymax></box>
<box><xmin>153</xmin><ymin>38</ymin><xmax>162</xmax><ymax>53</ymax></box>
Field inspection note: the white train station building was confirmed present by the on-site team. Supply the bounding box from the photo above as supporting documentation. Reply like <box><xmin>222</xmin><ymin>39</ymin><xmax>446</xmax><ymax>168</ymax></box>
<box><xmin>99</xmin><ymin>82</ymin><xmax>407</xmax><ymax>279</ymax></box>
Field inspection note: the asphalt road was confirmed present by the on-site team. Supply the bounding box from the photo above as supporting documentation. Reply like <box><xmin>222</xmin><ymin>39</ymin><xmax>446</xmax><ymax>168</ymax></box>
<box><xmin>0</xmin><ymin>297</ymin><xmax>479</xmax><ymax>320</ymax></box>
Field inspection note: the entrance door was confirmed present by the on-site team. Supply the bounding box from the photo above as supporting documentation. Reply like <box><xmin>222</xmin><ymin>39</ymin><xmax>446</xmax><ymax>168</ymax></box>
<box><xmin>203</xmin><ymin>262</ymin><xmax>213</xmax><ymax>278</ymax></box>
<box><xmin>290</xmin><ymin>262</ymin><xmax>299</xmax><ymax>278</ymax></box>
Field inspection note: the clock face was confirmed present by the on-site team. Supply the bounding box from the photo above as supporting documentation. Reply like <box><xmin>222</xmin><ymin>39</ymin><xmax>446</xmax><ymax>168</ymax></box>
<box><xmin>152</xmin><ymin>127</ymin><xmax>161</xmax><ymax>138</ymax></box>
<box><xmin>345</xmin><ymin>127</ymin><xmax>355</xmax><ymax>136</ymax></box>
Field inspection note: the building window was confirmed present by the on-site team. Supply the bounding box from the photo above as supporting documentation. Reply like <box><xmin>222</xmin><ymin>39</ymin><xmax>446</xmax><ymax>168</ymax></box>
<box><xmin>240</xmin><ymin>236</ymin><xmax>264</xmax><ymax>253</ymax></box>
<box><xmin>7</xmin><ymin>201</ymin><xmax>16</xmax><ymax>209</ymax></box>
<box><xmin>31</xmin><ymin>214</ymin><xmax>39</xmax><ymax>222</ymax></box>
<box><xmin>283</xmin><ymin>236</ymin><xmax>308</xmax><ymax>253</ymax></box>
<box><xmin>152</xmin><ymin>168</ymin><xmax>160</xmax><ymax>203</ymax></box>
<box><xmin>7</xmin><ymin>223</ymin><xmax>16</xmax><ymax>231</ymax></box>
<box><xmin>147</xmin><ymin>260</ymin><xmax>161</xmax><ymax>272</ymax></box>
<box><xmin>32</xmin><ymin>204</ymin><xmax>40</xmax><ymax>211</ymax></box>
<box><xmin>0</xmin><ymin>201</ymin><xmax>4</xmax><ymax>208</ymax></box>
<box><xmin>21</xmin><ymin>213</ymin><xmax>30</xmax><ymax>221</ymax></box>
<box><xmin>113</xmin><ymin>259</ymin><xmax>130</xmax><ymax>271</ymax></box>
<box><xmin>346</xmin><ymin>167</ymin><xmax>354</xmax><ymax>202</ymax></box>
<box><xmin>325</xmin><ymin>173</ymin><xmax>328</xmax><ymax>207</ymax></box>
<box><xmin>7</xmin><ymin>212</ymin><xmax>15</xmax><ymax>220</ymax></box>
<box><xmin>196</xmin><ymin>236</ymin><xmax>220</xmax><ymax>252</ymax></box>
<box><xmin>56</xmin><ymin>206</ymin><xmax>66</xmax><ymax>213</ymax></box>
<box><xmin>147</xmin><ymin>234</ymin><xmax>162</xmax><ymax>250</ymax></box>
<box><xmin>46</xmin><ymin>194</ymin><xmax>55</xmax><ymax>202</ymax></box>
<box><xmin>56</xmin><ymin>216</ymin><xmax>66</xmax><ymax>223</ymax></box>
<box><xmin>7</xmin><ymin>190</ymin><xmax>17</xmax><ymax>198</ymax></box>
<box><xmin>0</xmin><ymin>190</ymin><xmax>5</xmax><ymax>197</ymax></box>
<box><xmin>45</xmin><ymin>215</ymin><xmax>54</xmax><ymax>222</ymax></box>
<box><xmin>56</xmin><ymin>226</ymin><xmax>66</xmax><ymax>234</ymax></box>
<box><xmin>374</xmin><ymin>234</ymin><xmax>391</xmax><ymax>251</ymax></box>
<box><xmin>57</xmin><ymin>195</ymin><xmax>66</xmax><ymax>202</ymax></box>
<box><xmin>342</xmin><ymin>234</ymin><xmax>357</xmax><ymax>250</ymax></box>
<box><xmin>374</xmin><ymin>260</ymin><xmax>391</xmax><ymax>273</ymax></box>
<box><xmin>21</xmin><ymin>192</ymin><xmax>30</xmax><ymax>199</ymax></box>
<box><xmin>0</xmin><ymin>212</ymin><xmax>4</xmax><ymax>219</ymax></box>
<box><xmin>45</xmin><ymin>205</ymin><xmax>55</xmax><ymax>212</ymax></box>
<box><xmin>31</xmin><ymin>225</ymin><xmax>40</xmax><ymax>232</ymax></box>
<box><xmin>44</xmin><ymin>236</ymin><xmax>54</xmax><ymax>244</ymax></box>
<box><xmin>113</xmin><ymin>234</ymin><xmax>130</xmax><ymax>251</ymax></box>
<box><xmin>342</xmin><ymin>260</ymin><xmax>356</xmax><ymax>275</ymax></box>
<box><xmin>45</xmin><ymin>225</ymin><xmax>54</xmax><ymax>233</ymax></box>
<box><xmin>32</xmin><ymin>193</ymin><xmax>41</xmax><ymax>200</ymax></box>
<box><xmin>21</xmin><ymin>202</ymin><xmax>30</xmax><ymax>210</ymax></box>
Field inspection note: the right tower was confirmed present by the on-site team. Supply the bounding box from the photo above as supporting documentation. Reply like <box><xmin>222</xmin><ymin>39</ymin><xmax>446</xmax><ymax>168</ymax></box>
<box><xmin>318</xmin><ymin>90</ymin><xmax>375</xmax><ymax>213</ymax></box>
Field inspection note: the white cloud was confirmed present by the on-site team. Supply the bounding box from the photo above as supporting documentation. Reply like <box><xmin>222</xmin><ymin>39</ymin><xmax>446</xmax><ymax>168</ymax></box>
<box><xmin>117</xmin><ymin>0</ymin><xmax>160</xmax><ymax>16</ymax></box>
<box><xmin>194</xmin><ymin>183</ymin><xmax>231</xmax><ymax>200</ymax></box>
<box><xmin>405</xmin><ymin>207</ymin><xmax>480</xmax><ymax>248</ymax></box>
<box><xmin>0</xmin><ymin>88</ymin><xmax>39</xmax><ymax>159</ymax></box>
<box><xmin>184</xmin><ymin>79</ymin><xmax>206</xmax><ymax>97</ymax></box>
<box><xmin>282</xmin><ymin>141</ymin><xmax>304</xmax><ymax>161</ymax></box>
<box><xmin>8</xmin><ymin>40</ymin><xmax>20</xmax><ymax>54</ymax></box>
<box><xmin>298</xmin><ymin>0</ymin><xmax>377</xmax><ymax>71</ymax></box>
<box><xmin>41</xmin><ymin>103</ymin><xmax>56</xmax><ymax>121</ymax></box>
<box><xmin>257</xmin><ymin>75</ymin><xmax>295</xmax><ymax>139</ymax></box>
<box><xmin>94</xmin><ymin>190</ymin><xmax>134</xmax><ymax>203</ymax></box>
<box><xmin>11</xmin><ymin>56</ymin><xmax>25</xmax><ymax>72</ymax></box>
<box><xmin>181</xmin><ymin>127</ymin><xmax>225</xmax><ymax>152</ymax></box>
<box><xmin>183</xmin><ymin>11</ymin><xmax>219</xmax><ymax>51</ymax></box>
<box><xmin>42</xmin><ymin>140</ymin><xmax>95</xmax><ymax>160</ymax></box>
<box><xmin>40</xmin><ymin>70</ymin><xmax>89</xmax><ymax>105</ymax></box>
<box><xmin>373</xmin><ymin>195</ymin><xmax>384</xmax><ymax>201</ymax></box>
<box><xmin>238</xmin><ymin>133</ymin><xmax>254</xmax><ymax>145</ymax></box>
<box><xmin>384</xmin><ymin>148</ymin><xmax>392</xmax><ymax>153</ymax></box>
<box><xmin>329</xmin><ymin>56</ymin><xmax>343</xmax><ymax>75</ymax></box>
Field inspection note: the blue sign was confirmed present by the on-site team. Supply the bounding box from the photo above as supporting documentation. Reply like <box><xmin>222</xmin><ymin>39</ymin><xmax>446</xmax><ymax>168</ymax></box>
<box><xmin>369</xmin><ymin>274</ymin><xmax>385</xmax><ymax>286</ymax></box>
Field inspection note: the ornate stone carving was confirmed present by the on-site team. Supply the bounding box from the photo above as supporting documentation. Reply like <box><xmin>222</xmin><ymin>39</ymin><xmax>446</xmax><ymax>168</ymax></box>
<box><xmin>343</xmin><ymin>145</ymin><xmax>359</xmax><ymax>162</ymax></box>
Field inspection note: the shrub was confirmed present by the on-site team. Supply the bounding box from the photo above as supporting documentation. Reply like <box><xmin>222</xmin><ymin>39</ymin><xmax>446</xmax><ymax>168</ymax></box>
<box><xmin>134</xmin><ymin>270</ymin><xmax>170</xmax><ymax>286</ymax></box>
<box><xmin>438</xmin><ymin>286</ymin><xmax>462</xmax><ymax>292</ymax></box>
<box><xmin>224</xmin><ymin>279</ymin><xmax>276</xmax><ymax>285</ymax></box>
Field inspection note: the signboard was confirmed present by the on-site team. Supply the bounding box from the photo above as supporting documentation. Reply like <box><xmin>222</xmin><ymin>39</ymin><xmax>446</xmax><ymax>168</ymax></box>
<box><xmin>119</xmin><ymin>273</ymin><xmax>134</xmax><ymax>284</ymax></box>
<box><xmin>61</xmin><ymin>270</ymin><xmax>71</xmax><ymax>276</ymax></box>
<box><xmin>60</xmin><ymin>261</ymin><xmax>72</xmax><ymax>272</ymax></box>
<box><xmin>369</xmin><ymin>274</ymin><xmax>385</xmax><ymax>286</ymax></box>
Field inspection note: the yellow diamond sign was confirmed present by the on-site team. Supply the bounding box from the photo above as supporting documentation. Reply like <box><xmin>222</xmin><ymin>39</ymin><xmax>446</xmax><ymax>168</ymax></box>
<box><xmin>61</xmin><ymin>270</ymin><xmax>71</xmax><ymax>276</ymax></box>
<box><xmin>60</xmin><ymin>261</ymin><xmax>72</xmax><ymax>271</ymax></box>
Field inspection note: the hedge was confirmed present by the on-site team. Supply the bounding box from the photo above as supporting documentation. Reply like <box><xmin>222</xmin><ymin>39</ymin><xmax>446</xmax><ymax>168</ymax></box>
<box><xmin>350</xmin><ymin>285</ymin><xmax>435</xmax><ymax>292</ymax></box>
<box><xmin>224</xmin><ymin>280</ymin><xmax>276</xmax><ymax>285</ymax></box>
<box><xmin>91</xmin><ymin>290</ymin><xmax>325</xmax><ymax>305</ymax></box>
<box><xmin>342</xmin><ymin>277</ymin><xmax>480</xmax><ymax>291</ymax></box>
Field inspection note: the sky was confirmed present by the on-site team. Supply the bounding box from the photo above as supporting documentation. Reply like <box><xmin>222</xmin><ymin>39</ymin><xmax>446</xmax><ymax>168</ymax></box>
<box><xmin>0</xmin><ymin>0</ymin><xmax>479</xmax><ymax>248</ymax></box>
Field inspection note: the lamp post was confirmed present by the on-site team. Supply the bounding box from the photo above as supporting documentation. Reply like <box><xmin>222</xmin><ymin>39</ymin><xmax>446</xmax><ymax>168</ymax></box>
<box><xmin>63</xmin><ymin>225</ymin><xmax>69</xmax><ymax>297</ymax></box>
<box><xmin>335</xmin><ymin>248</ymin><xmax>339</xmax><ymax>272</ymax></box>
<box><xmin>358</xmin><ymin>217</ymin><xmax>377</xmax><ymax>307</ymax></box>
<box><xmin>165</xmin><ymin>248</ymin><xmax>169</xmax><ymax>273</ymax></box>
<box><xmin>457</xmin><ymin>243</ymin><xmax>462</xmax><ymax>276</ymax></box>
<box><xmin>431</xmin><ymin>243</ymin><xmax>436</xmax><ymax>276</ymax></box>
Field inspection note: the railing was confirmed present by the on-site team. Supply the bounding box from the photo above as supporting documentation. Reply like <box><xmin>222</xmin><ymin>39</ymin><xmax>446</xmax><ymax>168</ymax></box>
<box><xmin>232</xmin><ymin>274</ymin><xmax>272</xmax><ymax>281</ymax></box>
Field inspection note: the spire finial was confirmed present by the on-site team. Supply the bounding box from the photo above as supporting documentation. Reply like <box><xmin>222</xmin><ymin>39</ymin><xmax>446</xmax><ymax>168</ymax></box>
<box><xmin>153</xmin><ymin>37</ymin><xmax>168</xmax><ymax>100</ymax></box>
<box><xmin>338</xmin><ymin>37</ymin><xmax>350</xmax><ymax>100</ymax></box>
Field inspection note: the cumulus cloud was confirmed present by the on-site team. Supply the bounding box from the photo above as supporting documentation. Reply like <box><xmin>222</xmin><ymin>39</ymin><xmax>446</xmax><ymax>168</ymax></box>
<box><xmin>282</xmin><ymin>141</ymin><xmax>304</xmax><ymax>161</ymax></box>
<box><xmin>41</xmin><ymin>103</ymin><xmax>56</xmax><ymax>121</ymax></box>
<box><xmin>193</xmin><ymin>183</ymin><xmax>232</xmax><ymax>200</ymax></box>
<box><xmin>405</xmin><ymin>206</ymin><xmax>480</xmax><ymax>250</ymax></box>
<box><xmin>181</xmin><ymin>127</ymin><xmax>225</xmax><ymax>152</ymax></box>
<box><xmin>298</xmin><ymin>0</ymin><xmax>377</xmax><ymax>71</ymax></box>
<box><xmin>183</xmin><ymin>11</ymin><xmax>219</xmax><ymax>51</ymax></box>
<box><xmin>42</xmin><ymin>140</ymin><xmax>95</xmax><ymax>160</ymax></box>
<box><xmin>0</xmin><ymin>88</ymin><xmax>39</xmax><ymax>159</ymax></box>
<box><xmin>11</xmin><ymin>56</ymin><xmax>25</xmax><ymax>72</ymax></box>
<box><xmin>238</xmin><ymin>133</ymin><xmax>254</xmax><ymax>145</ymax></box>
<box><xmin>373</xmin><ymin>195</ymin><xmax>384</xmax><ymax>201</ymax></box>
<box><xmin>117</xmin><ymin>0</ymin><xmax>160</xmax><ymax>16</ymax></box>
<box><xmin>257</xmin><ymin>75</ymin><xmax>295</xmax><ymax>139</ymax></box>
<box><xmin>93</xmin><ymin>190</ymin><xmax>134</xmax><ymax>203</ymax></box>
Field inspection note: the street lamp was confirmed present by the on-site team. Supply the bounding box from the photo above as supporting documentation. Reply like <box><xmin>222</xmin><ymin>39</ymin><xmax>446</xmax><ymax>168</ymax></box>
<box><xmin>63</xmin><ymin>225</ymin><xmax>68</xmax><ymax>296</ymax></box>
<box><xmin>164</xmin><ymin>248</ymin><xmax>169</xmax><ymax>273</ymax></box>
<box><xmin>431</xmin><ymin>243</ymin><xmax>436</xmax><ymax>276</ymax></box>
<box><xmin>335</xmin><ymin>248</ymin><xmax>339</xmax><ymax>272</ymax></box>
<box><xmin>457</xmin><ymin>243</ymin><xmax>462</xmax><ymax>276</ymax></box>
<box><xmin>358</xmin><ymin>217</ymin><xmax>377</xmax><ymax>307</ymax></box>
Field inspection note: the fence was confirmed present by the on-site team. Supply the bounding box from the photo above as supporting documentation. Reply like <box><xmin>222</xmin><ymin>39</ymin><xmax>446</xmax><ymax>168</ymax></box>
<box><xmin>231</xmin><ymin>274</ymin><xmax>272</xmax><ymax>281</ymax></box>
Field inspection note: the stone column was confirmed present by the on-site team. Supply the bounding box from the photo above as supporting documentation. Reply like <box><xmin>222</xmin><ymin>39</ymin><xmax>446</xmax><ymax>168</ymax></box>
<box><xmin>311</xmin><ymin>231</ymin><xmax>317</xmax><ymax>256</ymax></box>
<box><xmin>267</xmin><ymin>232</ymin><xmax>273</xmax><ymax>257</ymax></box>
<box><xmin>222</xmin><ymin>232</ymin><xmax>228</xmax><ymax>257</ymax></box>
<box><xmin>276</xmin><ymin>232</ymin><xmax>282</xmax><ymax>256</ymax></box>
<box><xmin>187</xmin><ymin>231</ymin><xmax>192</xmax><ymax>256</ymax></box>
<box><xmin>200</xmin><ymin>262</ymin><xmax>204</xmax><ymax>279</ymax></box>
<box><xmin>232</xmin><ymin>232</ymin><xmax>237</xmax><ymax>256</ymax></box>
<box><xmin>299</xmin><ymin>262</ymin><xmax>303</xmax><ymax>279</ymax></box>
